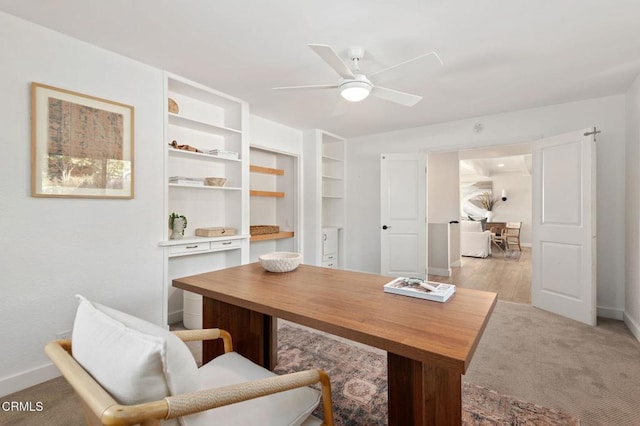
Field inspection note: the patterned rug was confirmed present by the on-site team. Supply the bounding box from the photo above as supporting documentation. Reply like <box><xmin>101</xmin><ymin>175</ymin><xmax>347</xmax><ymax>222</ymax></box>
<box><xmin>274</xmin><ymin>324</ymin><xmax>580</xmax><ymax>425</ymax></box>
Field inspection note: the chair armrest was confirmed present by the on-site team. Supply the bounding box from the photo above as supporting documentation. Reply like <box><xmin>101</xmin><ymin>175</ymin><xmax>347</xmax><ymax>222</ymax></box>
<box><xmin>172</xmin><ymin>328</ymin><xmax>233</xmax><ymax>353</ymax></box>
<box><xmin>165</xmin><ymin>369</ymin><xmax>334</xmax><ymax>425</ymax></box>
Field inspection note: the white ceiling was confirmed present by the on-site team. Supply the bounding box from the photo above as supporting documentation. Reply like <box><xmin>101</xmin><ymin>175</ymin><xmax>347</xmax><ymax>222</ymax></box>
<box><xmin>2</xmin><ymin>0</ymin><xmax>639</xmax><ymax>138</ymax></box>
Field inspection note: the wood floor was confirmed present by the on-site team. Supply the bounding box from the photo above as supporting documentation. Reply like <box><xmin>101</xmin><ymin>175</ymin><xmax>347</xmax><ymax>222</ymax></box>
<box><xmin>429</xmin><ymin>247</ymin><xmax>531</xmax><ymax>304</ymax></box>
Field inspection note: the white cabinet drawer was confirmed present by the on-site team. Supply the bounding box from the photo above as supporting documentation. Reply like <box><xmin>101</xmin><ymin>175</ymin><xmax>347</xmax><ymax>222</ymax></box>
<box><xmin>169</xmin><ymin>242</ymin><xmax>210</xmax><ymax>255</ymax></box>
<box><xmin>210</xmin><ymin>239</ymin><xmax>241</xmax><ymax>251</ymax></box>
<box><xmin>321</xmin><ymin>255</ymin><xmax>337</xmax><ymax>269</ymax></box>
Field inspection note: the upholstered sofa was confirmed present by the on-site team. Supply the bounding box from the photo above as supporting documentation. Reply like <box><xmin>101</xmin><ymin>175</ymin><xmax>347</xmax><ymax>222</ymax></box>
<box><xmin>460</xmin><ymin>220</ymin><xmax>491</xmax><ymax>258</ymax></box>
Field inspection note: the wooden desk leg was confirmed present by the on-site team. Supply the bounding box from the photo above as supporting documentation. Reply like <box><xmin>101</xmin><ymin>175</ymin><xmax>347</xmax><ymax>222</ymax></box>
<box><xmin>388</xmin><ymin>353</ymin><xmax>461</xmax><ymax>426</ymax></box>
<box><xmin>202</xmin><ymin>297</ymin><xmax>277</xmax><ymax>369</ymax></box>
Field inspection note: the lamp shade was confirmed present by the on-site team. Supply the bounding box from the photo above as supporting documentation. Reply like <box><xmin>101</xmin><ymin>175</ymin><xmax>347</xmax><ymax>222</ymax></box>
<box><xmin>340</xmin><ymin>80</ymin><xmax>372</xmax><ymax>102</ymax></box>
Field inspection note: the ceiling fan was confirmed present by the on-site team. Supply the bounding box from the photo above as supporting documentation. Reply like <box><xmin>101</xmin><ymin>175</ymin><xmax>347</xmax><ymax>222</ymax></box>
<box><xmin>273</xmin><ymin>44</ymin><xmax>443</xmax><ymax>106</ymax></box>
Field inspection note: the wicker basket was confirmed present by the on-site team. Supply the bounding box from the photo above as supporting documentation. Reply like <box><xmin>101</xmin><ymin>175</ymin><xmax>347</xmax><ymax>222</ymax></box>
<box><xmin>250</xmin><ymin>225</ymin><xmax>280</xmax><ymax>236</ymax></box>
<box><xmin>204</xmin><ymin>177</ymin><xmax>227</xmax><ymax>187</ymax></box>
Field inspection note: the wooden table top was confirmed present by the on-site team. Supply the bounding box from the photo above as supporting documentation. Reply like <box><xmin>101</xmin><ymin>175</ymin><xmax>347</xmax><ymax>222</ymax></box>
<box><xmin>173</xmin><ymin>263</ymin><xmax>497</xmax><ymax>374</ymax></box>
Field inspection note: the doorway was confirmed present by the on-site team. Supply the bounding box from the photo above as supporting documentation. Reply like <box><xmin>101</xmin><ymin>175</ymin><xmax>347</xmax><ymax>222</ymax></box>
<box><xmin>426</xmin><ymin>143</ymin><xmax>533</xmax><ymax>303</ymax></box>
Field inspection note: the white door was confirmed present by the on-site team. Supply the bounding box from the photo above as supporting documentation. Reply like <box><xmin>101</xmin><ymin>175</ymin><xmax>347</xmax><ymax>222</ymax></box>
<box><xmin>532</xmin><ymin>128</ymin><xmax>596</xmax><ymax>325</ymax></box>
<box><xmin>380</xmin><ymin>153</ymin><xmax>427</xmax><ymax>278</ymax></box>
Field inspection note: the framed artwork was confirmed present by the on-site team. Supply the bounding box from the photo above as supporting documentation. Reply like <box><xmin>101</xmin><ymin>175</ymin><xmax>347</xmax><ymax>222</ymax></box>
<box><xmin>31</xmin><ymin>82</ymin><xmax>134</xmax><ymax>198</ymax></box>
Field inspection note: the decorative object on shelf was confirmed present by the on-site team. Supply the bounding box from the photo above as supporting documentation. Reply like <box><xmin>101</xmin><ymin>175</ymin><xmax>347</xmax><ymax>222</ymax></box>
<box><xmin>204</xmin><ymin>177</ymin><xmax>227</xmax><ymax>187</ymax></box>
<box><xmin>169</xmin><ymin>176</ymin><xmax>204</xmax><ymax>186</ymax></box>
<box><xmin>169</xmin><ymin>212</ymin><xmax>187</xmax><ymax>239</ymax></box>
<box><xmin>169</xmin><ymin>140</ymin><xmax>202</xmax><ymax>153</ymax></box>
<box><xmin>31</xmin><ymin>82</ymin><xmax>134</xmax><ymax>199</ymax></box>
<box><xmin>250</xmin><ymin>225</ymin><xmax>280</xmax><ymax>235</ymax></box>
<box><xmin>167</xmin><ymin>98</ymin><xmax>179</xmax><ymax>114</ymax></box>
<box><xmin>195</xmin><ymin>227</ymin><xmax>237</xmax><ymax>237</ymax></box>
<box><xmin>259</xmin><ymin>252</ymin><xmax>302</xmax><ymax>273</ymax></box>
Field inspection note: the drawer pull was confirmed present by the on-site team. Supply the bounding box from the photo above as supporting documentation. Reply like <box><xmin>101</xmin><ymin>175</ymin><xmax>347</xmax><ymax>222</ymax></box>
<box><xmin>222</xmin><ymin>242</ymin><xmax>232</xmax><ymax>245</ymax></box>
<box><xmin>185</xmin><ymin>245</ymin><xmax>199</xmax><ymax>249</ymax></box>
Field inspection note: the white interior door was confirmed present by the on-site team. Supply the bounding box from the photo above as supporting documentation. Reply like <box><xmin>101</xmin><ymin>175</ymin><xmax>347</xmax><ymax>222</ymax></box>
<box><xmin>532</xmin><ymin>128</ymin><xmax>596</xmax><ymax>325</ymax></box>
<box><xmin>380</xmin><ymin>153</ymin><xmax>427</xmax><ymax>278</ymax></box>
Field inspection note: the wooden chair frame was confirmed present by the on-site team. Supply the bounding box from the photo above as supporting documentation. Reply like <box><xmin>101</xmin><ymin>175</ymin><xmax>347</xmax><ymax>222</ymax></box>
<box><xmin>45</xmin><ymin>328</ymin><xmax>334</xmax><ymax>426</ymax></box>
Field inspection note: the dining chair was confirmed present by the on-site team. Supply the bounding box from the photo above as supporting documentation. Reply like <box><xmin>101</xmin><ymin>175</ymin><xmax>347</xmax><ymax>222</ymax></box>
<box><xmin>504</xmin><ymin>222</ymin><xmax>522</xmax><ymax>251</ymax></box>
<box><xmin>45</xmin><ymin>295</ymin><xmax>334</xmax><ymax>426</ymax></box>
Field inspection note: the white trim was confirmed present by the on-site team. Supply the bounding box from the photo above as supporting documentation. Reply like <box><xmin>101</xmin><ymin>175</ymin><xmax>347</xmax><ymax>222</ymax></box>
<box><xmin>623</xmin><ymin>312</ymin><xmax>640</xmax><ymax>342</ymax></box>
<box><xmin>597</xmin><ymin>306</ymin><xmax>624</xmax><ymax>320</ymax></box>
<box><xmin>168</xmin><ymin>309</ymin><xmax>183</xmax><ymax>326</ymax></box>
<box><xmin>0</xmin><ymin>363</ymin><xmax>60</xmax><ymax>398</ymax></box>
<box><xmin>428</xmin><ymin>267</ymin><xmax>451</xmax><ymax>277</ymax></box>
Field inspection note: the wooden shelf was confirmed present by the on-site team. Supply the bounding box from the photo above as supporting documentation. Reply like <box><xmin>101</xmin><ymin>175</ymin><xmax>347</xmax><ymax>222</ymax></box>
<box><xmin>250</xmin><ymin>231</ymin><xmax>294</xmax><ymax>242</ymax></box>
<box><xmin>250</xmin><ymin>165</ymin><xmax>285</xmax><ymax>175</ymax></box>
<box><xmin>250</xmin><ymin>190</ymin><xmax>285</xmax><ymax>198</ymax></box>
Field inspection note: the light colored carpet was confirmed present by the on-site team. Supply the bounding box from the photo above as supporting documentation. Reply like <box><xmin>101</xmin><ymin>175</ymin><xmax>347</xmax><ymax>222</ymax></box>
<box><xmin>464</xmin><ymin>301</ymin><xmax>640</xmax><ymax>426</ymax></box>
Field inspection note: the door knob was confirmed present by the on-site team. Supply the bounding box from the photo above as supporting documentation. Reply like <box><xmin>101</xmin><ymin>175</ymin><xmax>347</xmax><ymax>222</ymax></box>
<box><xmin>382</xmin><ymin>225</ymin><xmax>391</xmax><ymax>230</ymax></box>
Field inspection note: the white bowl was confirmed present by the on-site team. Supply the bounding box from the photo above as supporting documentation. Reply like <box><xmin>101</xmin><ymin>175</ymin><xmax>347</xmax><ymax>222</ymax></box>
<box><xmin>259</xmin><ymin>252</ymin><xmax>302</xmax><ymax>273</ymax></box>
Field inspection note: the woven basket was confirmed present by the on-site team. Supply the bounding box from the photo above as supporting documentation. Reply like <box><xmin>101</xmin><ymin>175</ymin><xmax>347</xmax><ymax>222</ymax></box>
<box><xmin>204</xmin><ymin>177</ymin><xmax>227</xmax><ymax>187</ymax></box>
<box><xmin>250</xmin><ymin>225</ymin><xmax>280</xmax><ymax>236</ymax></box>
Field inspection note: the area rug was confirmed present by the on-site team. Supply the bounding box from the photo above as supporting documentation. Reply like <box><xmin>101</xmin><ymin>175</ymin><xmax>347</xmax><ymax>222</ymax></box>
<box><xmin>274</xmin><ymin>324</ymin><xmax>580</xmax><ymax>425</ymax></box>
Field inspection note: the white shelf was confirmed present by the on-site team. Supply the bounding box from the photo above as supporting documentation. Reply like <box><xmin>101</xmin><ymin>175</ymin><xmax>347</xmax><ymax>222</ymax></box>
<box><xmin>322</xmin><ymin>175</ymin><xmax>343</xmax><ymax>181</ymax></box>
<box><xmin>322</xmin><ymin>194</ymin><xmax>344</xmax><ymax>199</ymax></box>
<box><xmin>169</xmin><ymin>184</ymin><xmax>242</xmax><ymax>191</ymax></box>
<box><xmin>168</xmin><ymin>113</ymin><xmax>242</xmax><ymax>136</ymax></box>
<box><xmin>168</xmin><ymin>148</ymin><xmax>241</xmax><ymax>162</ymax></box>
<box><xmin>322</xmin><ymin>154</ymin><xmax>344</xmax><ymax>162</ymax></box>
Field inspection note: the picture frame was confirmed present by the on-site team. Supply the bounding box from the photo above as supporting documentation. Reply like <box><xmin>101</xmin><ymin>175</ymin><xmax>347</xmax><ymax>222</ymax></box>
<box><xmin>31</xmin><ymin>82</ymin><xmax>134</xmax><ymax>198</ymax></box>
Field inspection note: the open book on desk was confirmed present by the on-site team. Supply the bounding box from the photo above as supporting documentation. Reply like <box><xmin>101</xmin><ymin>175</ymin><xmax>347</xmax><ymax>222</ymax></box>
<box><xmin>383</xmin><ymin>277</ymin><xmax>456</xmax><ymax>303</ymax></box>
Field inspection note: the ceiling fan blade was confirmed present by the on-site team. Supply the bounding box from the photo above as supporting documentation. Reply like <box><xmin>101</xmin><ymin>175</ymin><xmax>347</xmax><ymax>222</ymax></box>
<box><xmin>371</xmin><ymin>86</ymin><xmax>422</xmax><ymax>107</ymax></box>
<box><xmin>272</xmin><ymin>83</ymin><xmax>338</xmax><ymax>90</ymax></box>
<box><xmin>308</xmin><ymin>44</ymin><xmax>355</xmax><ymax>79</ymax></box>
<box><xmin>368</xmin><ymin>51</ymin><xmax>443</xmax><ymax>79</ymax></box>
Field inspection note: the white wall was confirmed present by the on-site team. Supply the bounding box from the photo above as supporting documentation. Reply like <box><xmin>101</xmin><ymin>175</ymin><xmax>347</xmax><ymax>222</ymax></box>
<box><xmin>346</xmin><ymin>95</ymin><xmax>626</xmax><ymax>319</ymax></box>
<box><xmin>427</xmin><ymin>152</ymin><xmax>460</xmax><ymax>223</ymax></box>
<box><xmin>625</xmin><ymin>74</ymin><xmax>640</xmax><ymax>339</ymax></box>
<box><xmin>461</xmin><ymin>172</ymin><xmax>532</xmax><ymax>245</ymax></box>
<box><xmin>0</xmin><ymin>12</ymin><xmax>165</xmax><ymax>396</ymax></box>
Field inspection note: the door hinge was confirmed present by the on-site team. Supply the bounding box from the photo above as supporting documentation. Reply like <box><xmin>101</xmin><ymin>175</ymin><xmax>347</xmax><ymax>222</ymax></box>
<box><xmin>584</xmin><ymin>127</ymin><xmax>601</xmax><ymax>142</ymax></box>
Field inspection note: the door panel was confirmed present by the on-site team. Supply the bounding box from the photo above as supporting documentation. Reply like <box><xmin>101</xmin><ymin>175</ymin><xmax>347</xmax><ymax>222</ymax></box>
<box><xmin>532</xmin><ymin>129</ymin><xmax>596</xmax><ymax>325</ymax></box>
<box><xmin>380</xmin><ymin>153</ymin><xmax>427</xmax><ymax>278</ymax></box>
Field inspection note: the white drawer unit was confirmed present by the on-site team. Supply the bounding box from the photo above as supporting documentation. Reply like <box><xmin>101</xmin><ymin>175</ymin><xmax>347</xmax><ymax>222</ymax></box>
<box><xmin>210</xmin><ymin>239</ymin><xmax>241</xmax><ymax>251</ymax></box>
<box><xmin>166</xmin><ymin>237</ymin><xmax>244</xmax><ymax>258</ymax></box>
<box><xmin>169</xmin><ymin>242</ymin><xmax>210</xmax><ymax>256</ymax></box>
<box><xmin>322</xmin><ymin>254</ymin><xmax>337</xmax><ymax>269</ymax></box>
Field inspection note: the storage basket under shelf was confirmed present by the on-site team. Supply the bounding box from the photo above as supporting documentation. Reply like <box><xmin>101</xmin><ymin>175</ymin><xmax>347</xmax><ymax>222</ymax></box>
<box><xmin>250</xmin><ymin>225</ymin><xmax>280</xmax><ymax>236</ymax></box>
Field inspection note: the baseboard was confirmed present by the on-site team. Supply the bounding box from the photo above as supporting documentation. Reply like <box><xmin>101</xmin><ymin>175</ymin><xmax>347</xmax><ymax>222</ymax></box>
<box><xmin>597</xmin><ymin>306</ymin><xmax>624</xmax><ymax>320</ymax></box>
<box><xmin>0</xmin><ymin>363</ymin><xmax>60</xmax><ymax>398</ymax></box>
<box><xmin>428</xmin><ymin>267</ymin><xmax>451</xmax><ymax>277</ymax></box>
<box><xmin>168</xmin><ymin>309</ymin><xmax>183</xmax><ymax>326</ymax></box>
<box><xmin>451</xmin><ymin>259</ymin><xmax>462</xmax><ymax>268</ymax></box>
<box><xmin>623</xmin><ymin>312</ymin><xmax>640</xmax><ymax>343</ymax></box>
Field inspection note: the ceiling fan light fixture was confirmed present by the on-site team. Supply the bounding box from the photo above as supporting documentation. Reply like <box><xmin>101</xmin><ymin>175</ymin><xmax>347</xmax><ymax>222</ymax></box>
<box><xmin>340</xmin><ymin>80</ymin><xmax>372</xmax><ymax>102</ymax></box>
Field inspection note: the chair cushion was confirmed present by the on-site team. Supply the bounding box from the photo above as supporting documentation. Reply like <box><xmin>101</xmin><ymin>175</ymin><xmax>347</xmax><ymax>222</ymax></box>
<box><xmin>460</xmin><ymin>220</ymin><xmax>482</xmax><ymax>233</ymax></box>
<box><xmin>184</xmin><ymin>352</ymin><xmax>321</xmax><ymax>426</ymax></box>
<box><xmin>72</xmin><ymin>295</ymin><xmax>200</xmax><ymax>425</ymax></box>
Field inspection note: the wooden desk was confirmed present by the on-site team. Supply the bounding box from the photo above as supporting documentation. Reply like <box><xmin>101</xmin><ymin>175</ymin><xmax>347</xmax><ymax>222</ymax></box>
<box><xmin>173</xmin><ymin>263</ymin><xmax>497</xmax><ymax>426</ymax></box>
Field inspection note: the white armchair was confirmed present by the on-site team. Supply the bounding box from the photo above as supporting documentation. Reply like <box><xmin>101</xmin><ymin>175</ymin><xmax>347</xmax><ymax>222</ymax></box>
<box><xmin>460</xmin><ymin>220</ymin><xmax>491</xmax><ymax>258</ymax></box>
<box><xmin>45</xmin><ymin>295</ymin><xmax>333</xmax><ymax>426</ymax></box>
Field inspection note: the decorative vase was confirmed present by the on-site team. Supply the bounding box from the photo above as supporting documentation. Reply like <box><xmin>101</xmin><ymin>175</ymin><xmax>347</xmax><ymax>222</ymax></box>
<box><xmin>485</xmin><ymin>211</ymin><xmax>495</xmax><ymax>222</ymax></box>
<box><xmin>170</xmin><ymin>217</ymin><xmax>186</xmax><ymax>240</ymax></box>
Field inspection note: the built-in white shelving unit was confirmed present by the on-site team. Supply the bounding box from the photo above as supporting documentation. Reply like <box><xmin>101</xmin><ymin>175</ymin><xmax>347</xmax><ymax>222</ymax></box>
<box><xmin>249</xmin><ymin>146</ymin><xmax>299</xmax><ymax>262</ymax></box>
<box><xmin>161</xmin><ymin>72</ymin><xmax>249</xmax><ymax>327</ymax></box>
<box><xmin>303</xmin><ymin>129</ymin><xmax>346</xmax><ymax>268</ymax></box>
